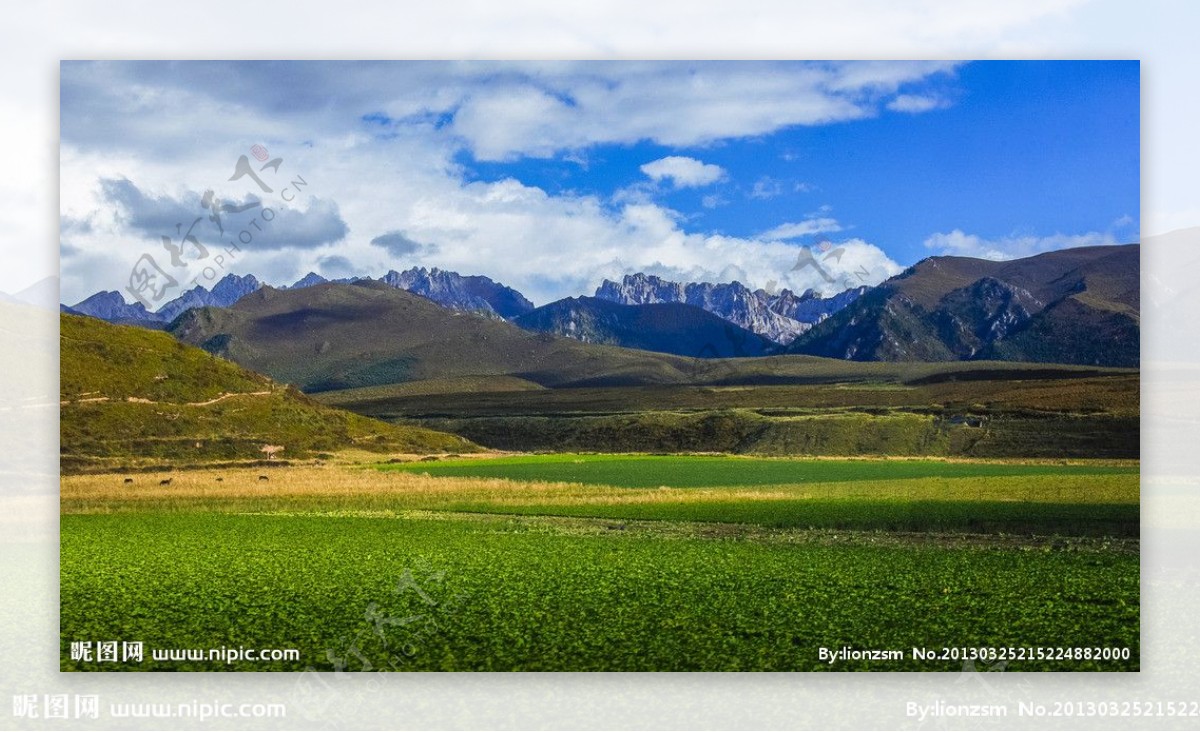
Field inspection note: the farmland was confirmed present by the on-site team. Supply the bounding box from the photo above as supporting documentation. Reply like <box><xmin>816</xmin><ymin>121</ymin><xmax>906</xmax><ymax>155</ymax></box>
<box><xmin>374</xmin><ymin>453</ymin><xmax>1136</xmax><ymax>489</ymax></box>
<box><xmin>60</xmin><ymin>455</ymin><xmax>1139</xmax><ymax>671</ymax></box>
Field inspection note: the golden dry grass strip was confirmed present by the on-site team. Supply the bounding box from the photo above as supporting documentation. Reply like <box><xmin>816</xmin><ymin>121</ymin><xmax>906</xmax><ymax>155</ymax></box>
<box><xmin>61</xmin><ymin>463</ymin><xmax>1138</xmax><ymax>515</ymax></box>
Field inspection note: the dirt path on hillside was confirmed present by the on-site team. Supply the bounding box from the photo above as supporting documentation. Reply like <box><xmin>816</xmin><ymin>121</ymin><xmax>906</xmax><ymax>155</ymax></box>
<box><xmin>61</xmin><ymin>390</ymin><xmax>273</xmax><ymax>407</ymax></box>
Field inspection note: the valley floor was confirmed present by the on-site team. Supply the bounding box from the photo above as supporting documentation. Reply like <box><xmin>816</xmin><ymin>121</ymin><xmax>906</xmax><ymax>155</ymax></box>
<box><xmin>60</xmin><ymin>453</ymin><xmax>1139</xmax><ymax>672</ymax></box>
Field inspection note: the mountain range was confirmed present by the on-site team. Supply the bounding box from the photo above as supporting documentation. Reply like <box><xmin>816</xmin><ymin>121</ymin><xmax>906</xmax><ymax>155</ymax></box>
<box><xmin>786</xmin><ymin>244</ymin><xmax>1139</xmax><ymax>367</ymax></box>
<box><xmin>66</xmin><ymin>266</ymin><xmax>861</xmax><ymax>351</ymax></box>
<box><xmin>63</xmin><ymin>244</ymin><xmax>1140</xmax><ymax>368</ymax></box>
<box><xmin>66</xmin><ymin>273</ymin><xmax>264</xmax><ymax>326</ymax></box>
<box><xmin>67</xmin><ymin>267</ymin><xmax>534</xmax><ymax>327</ymax></box>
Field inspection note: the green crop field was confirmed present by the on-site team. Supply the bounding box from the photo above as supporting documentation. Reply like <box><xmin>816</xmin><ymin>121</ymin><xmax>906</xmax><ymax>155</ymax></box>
<box><xmin>374</xmin><ymin>454</ymin><xmax>1138</xmax><ymax>537</ymax></box>
<box><xmin>376</xmin><ymin>453</ymin><xmax>1137</xmax><ymax>488</ymax></box>
<box><xmin>60</xmin><ymin>454</ymin><xmax>1139</xmax><ymax>672</ymax></box>
<box><xmin>60</xmin><ymin>511</ymin><xmax>1137</xmax><ymax>672</ymax></box>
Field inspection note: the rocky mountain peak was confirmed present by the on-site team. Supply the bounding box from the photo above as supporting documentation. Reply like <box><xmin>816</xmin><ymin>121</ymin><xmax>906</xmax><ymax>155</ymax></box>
<box><xmin>595</xmin><ymin>273</ymin><xmax>864</xmax><ymax>345</ymax></box>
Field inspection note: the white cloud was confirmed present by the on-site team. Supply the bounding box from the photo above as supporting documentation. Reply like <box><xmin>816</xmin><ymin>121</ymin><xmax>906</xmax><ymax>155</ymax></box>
<box><xmin>96</xmin><ymin>177</ymin><xmax>349</xmax><ymax>251</ymax></box>
<box><xmin>61</xmin><ymin>133</ymin><xmax>899</xmax><ymax>304</ymax></box>
<box><xmin>923</xmin><ymin>228</ymin><xmax>1122</xmax><ymax>260</ymax></box>
<box><xmin>446</xmin><ymin>61</ymin><xmax>960</xmax><ymax>160</ymax></box>
<box><xmin>639</xmin><ymin>156</ymin><xmax>726</xmax><ymax>188</ymax></box>
<box><xmin>788</xmin><ymin>238</ymin><xmax>905</xmax><ymax>293</ymax></box>
<box><xmin>760</xmin><ymin>217</ymin><xmax>843</xmax><ymax>240</ymax></box>
<box><xmin>60</xmin><ymin>61</ymin><xmax>960</xmax><ymax>164</ymax></box>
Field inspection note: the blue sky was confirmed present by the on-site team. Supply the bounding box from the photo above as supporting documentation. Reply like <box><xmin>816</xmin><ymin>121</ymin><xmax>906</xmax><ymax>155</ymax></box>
<box><xmin>59</xmin><ymin>60</ymin><xmax>1139</xmax><ymax>306</ymax></box>
<box><xmin>457</xmin><ymin>61</ymin><xmax>1139</xmax><ymax>266</ymax></box>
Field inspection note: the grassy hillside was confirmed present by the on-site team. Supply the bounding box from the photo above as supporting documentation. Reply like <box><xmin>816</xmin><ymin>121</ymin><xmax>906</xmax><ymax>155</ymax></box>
<box><xmin>316</xmin><ymin>360</ymin><xmax>1138</xmax><ymax>458</ymax></box>
<box><xmin>409</xmin><ymin>410</ymin><xmax>1137</xmax><ymax>459</ymax></box>
<box><xmin>169</xmin><ymin>282</ymin><xmax>697</xmax><ymax>392</ymax></box>
<box><xmin>61</xmin><ymin>313</ymin><xmax>476</xmax><ymax>472</ymax></box>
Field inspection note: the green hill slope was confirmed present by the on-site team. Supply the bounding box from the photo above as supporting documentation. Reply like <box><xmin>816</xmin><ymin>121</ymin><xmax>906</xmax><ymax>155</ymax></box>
<box><xmin>169</xmin><ymin>281</ymin><xmax>698</xmax><ymax>392</ymax></box>
<box><xmin>61</xmin><ymin>313</ymin><xmax>475</xmax><ymax>471</ymax></box>
<box><xmin>163</xmin><ymin>281</ymin><xmax>1134</xmax><ymax>402</ymax></box>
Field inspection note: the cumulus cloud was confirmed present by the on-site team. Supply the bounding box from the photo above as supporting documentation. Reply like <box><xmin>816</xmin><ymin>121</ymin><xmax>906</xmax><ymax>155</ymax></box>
<box><xmin>60</xmin><ymin>61</ymin><xmax>959</xmax><ymax>163</ymax></box>
<box><xmin>97</xmin><ymin>177</ymin><xmax>348</xmax><ymax>251</ymax></box>
<box><xmin>639</xmin><ymin>156</ymin><xmax>726</xmax><ymax>188</ymax></box>
<box><xmin>349</xmin><ymin>173</ymin><xmax>897</xmax><ymax>302</ymax></box>
<box><xmin>783</xmin><ymin>238</ymin><xmax>905</xmax><ymax>293</ymax></box>
<box><xmin>446</xmin><ymin>62</ymin><xmax>957</xmax><ymax>160</ymax></box>
<box><xmin>923</xmin><ymin>228</ymin><xmax>1122</xmax><ymax>260</ymax></box>
<box><xmin>99</xmin><ymin>178</ymin><xmax>205</xmax><ymax>237</ymax></box>
<box><xmin>262</xmin><ymin>199</ymin><xmax>348</xmax><ymax>250</ymax></box>
<box><xmin>63</xmin><ymin>147</ymin><xmax>903</xmax><ymax>304</ymax></box>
